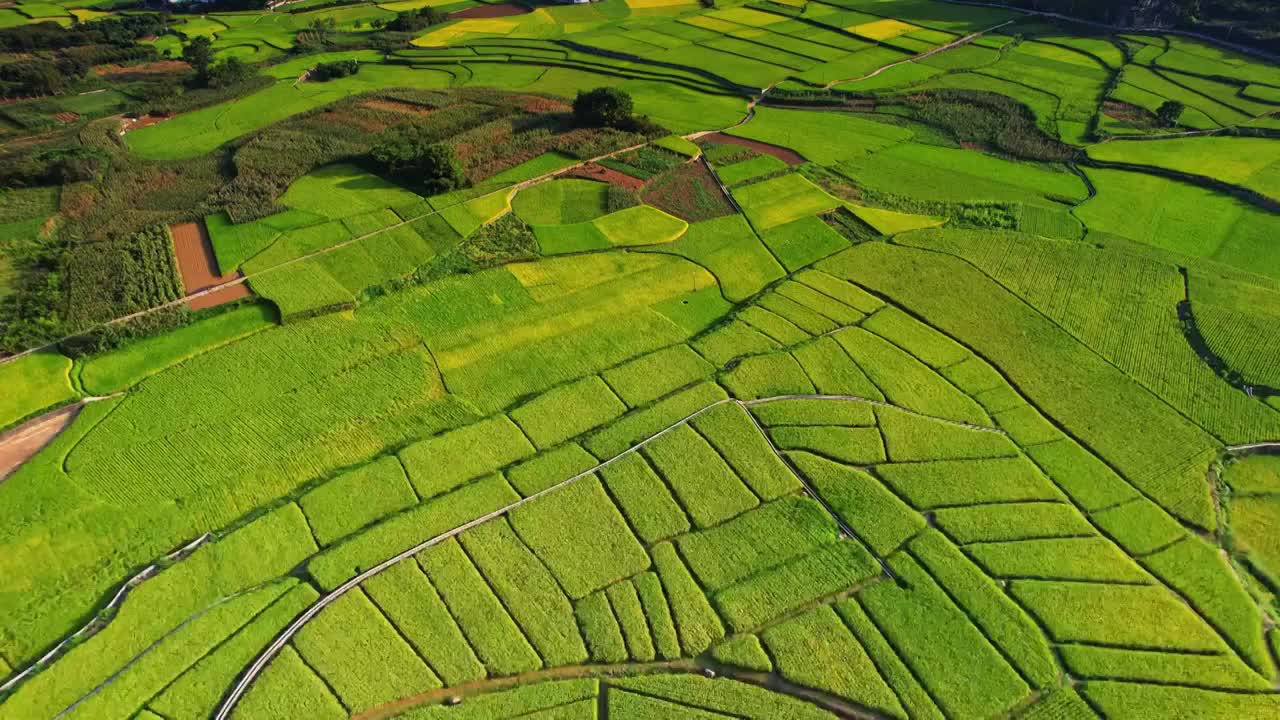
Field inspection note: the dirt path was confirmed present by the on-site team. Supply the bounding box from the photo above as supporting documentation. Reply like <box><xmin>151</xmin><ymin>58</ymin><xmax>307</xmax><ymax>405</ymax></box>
<box><xmin>0</xmin><ymin>404</ymin><xmax>80</xmax><ymax>482</ymax></box>
<box><xmin>170</xmin><ymin>221</ymin><xmax>253</xmax><ymax>310</ymax></box>
<box><xmin>697</xmin><ymin>132</ymin><xmax>806</xmax><ymax>165</ymax></box>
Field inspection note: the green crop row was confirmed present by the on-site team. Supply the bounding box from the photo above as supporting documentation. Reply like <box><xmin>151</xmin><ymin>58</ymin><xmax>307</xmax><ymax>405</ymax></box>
<box><xmin>966</xmin><ymin>536</ymin><xmax>1151</xmax><ymax>583</ymax></box>
<box><xmin>690</xmin><ymin>403</ymin><xmax>799</xmax><ymax>500</ymax></box>
<box><xmin>299</xmin><ymin>456</ymin><xmax>418</xmax><ymax>547</ymax></box>
<box><xmin>836</xmin><ymin>598</ymin><xmax>944</xmax><ymax>720</ymax></box>
<box><xmin>602</xmin><ymin>344</ymin><xmax>715</xmax><ymax>409</ymax></box>
<box><xmin>692</xmin><ymin>319</ymin><xmax>781</xmax><ymax>367</ymax></box>
<box><xmin>634</xmin><ymin>572</ymin><xmax>682</xmax><ymax>661</ymax></box>
<box><xmin>722</xmin><ymin>351</ymin><xmax>816</xmax><ymax>400</ymax></box>
<box><xmin>762</xmin><ymin>605</ymin><xmax>904</xmax><ymax>717</ymax></box>
<box><xmin>417</xmin><ymin>539</ymin><xmax>542</xmax><ymax>677</ymax></box>
<box><xmin>642</xmin><ymin>424</ymin><xmax>760</xmax><ymax>529</ymax></box>
<box><xmin>400</xmin><ymin>678</ymin><xmax>598</xmax><ymax>719</ymax></box>
<box><xmin>576</xmin><ymin>591</ymin><xmax>626</xmax><ymax>664</ymax></box>
<box><xmin>750</xmin><ymin>397</ymin><xmax>877</xmax><ymax>428</ymax></box>
<box><xmin>714</xmin><ymin>539</ymin><xmax>879</xmax><ymax>633</ymax></box>
<box><xmin>509</xmin><ymin>477</ymin><xmax>650</xmax><ymax>599</ymax></box>
<box><xmin>511</xmin><ymin>375</ymin><xmax>628</xmax><ymax>450</ymax></box>
<box><xmin>459</xmin><ymin>519</ymin><xmax>587</xmax><ymax>666</ymax></box>
<box><xmin>710</xmin><ymin>634</ymin><xmax>772</xmax><ymax>673</ymax></box>
<box><xmin>606</xmin><ymin>581</ymin><xmax>655</xmax><ymax>662</ymax></box>
<box><xmin>678</xmin><ymin>497</ymin><xmax>838</xmax><ymax>591</ymax></box>
<box><xmin>584</xmin><ymin>382</ymin><xmax>728</xmax><ymax>459</ymax></box>
<box><xmin>614</xmin><ymin>673</ymin><xmax>840</xmax><ymax>719</ymax></box>
<box><xmin>362</xmin><ymin>560</ymin><xmax>486</xmax><ymax>688</ymax></box>
<box><xmin>877</xmin><ymin>456</ymin><xmax>1061</xmax><ymax>509</ymax></box>
<box><xmin>773</xmin><ymin>425</ymin><xmax>886</xmax><ymax>465</ymax></box>
<box><xmin>792</xmin><ymin>336</ymin><xmax>886</xmax><ymax>400</ymax></box>
<box><xmin>399</xmin><ymin>415</ymin><xmax>536</xmax><ymax>500</ymax></box>
<box><xmin>651</xmin><ymin>542</ymin><xmax>725</xmax><ymax>656</ymax></box>
<box><xmin>599</xmin><ymin>453</ymin><xmax>691</xmax><ymax>545</ymax></box>
<box><xmin>235</xmin><ymin>646</ymin><xmax>346</xmax><ymax>720</ymax></box>
<box><xmin>790</xmin><ymin>452</ymin><xmax>923</xmax><ymax>556</ymax></box>
<box><xmin>650</xmin><ymin>215</ymin><xmax>785</xmax><ymax>303</ymax></box>
<box><xmin>1060</xmin><ymin>644</ymin><xmax>1270</xmax><ymax>690</ymax></box>
<box><xmin>506</xmin><ymin>444</ymin><xmax>598</xmax><ymax>497</ymax></box>
<box><xmin>308</xmin><ymin>474</ymin><xmax>519</xmax><ymax>590</ymax></box>
<box><xmin>934</xmin><ymin>501</ymin><xmax>1093</xmax><ymax>544</ymax></box>
<box><xmin>293</xmin><ymin>589</ymin><xmax>438</xmax><ymax>712</ymax></box>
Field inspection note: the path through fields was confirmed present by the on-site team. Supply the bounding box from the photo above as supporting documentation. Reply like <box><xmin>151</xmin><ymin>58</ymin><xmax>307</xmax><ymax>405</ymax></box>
<box><xmin>210</xmin><ymin>394</ymin><xmax>1007</xmax><ymax>720</ymax></box>
<box><xmin>822</xmin><ymin>20</ymin><xmax>1014</xmax><ymax>89</ymax></box>
<box><xmin>0</xmin><ymin>404</ymin><xmax>80</xmax><ymax>481</ymax></box>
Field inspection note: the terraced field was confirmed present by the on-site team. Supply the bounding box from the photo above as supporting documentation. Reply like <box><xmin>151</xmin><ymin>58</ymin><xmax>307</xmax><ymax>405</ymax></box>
<box><xmin>2</xmin><ymin>0</ymin><xmax>1280</xmax><ymax>719</ymax></box>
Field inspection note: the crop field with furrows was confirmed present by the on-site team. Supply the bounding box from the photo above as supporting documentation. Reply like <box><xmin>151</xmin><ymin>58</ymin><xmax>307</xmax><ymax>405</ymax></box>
<box><xmin>3</xmin><ymin>0</ymin><xmax>1280</xmax><ymax>718</ymax></box>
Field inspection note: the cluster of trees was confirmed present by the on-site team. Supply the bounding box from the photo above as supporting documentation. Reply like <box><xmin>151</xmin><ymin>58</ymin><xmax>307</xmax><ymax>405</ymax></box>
<box><xmin>371</xmin><ymin>130</ymin><xmax>466</xmax><ymax>195</ymax></box>
<box><xmin>182</xmin><ymin>36</ymin><xmax>253</xmax><ymax>88</ymax></box>
<box><xmin>312</xmin><ymin>58</ymin><xmax>359</xmax><ymax>81</ymax></box>
<box><xmin>0</xmin><ymin>13</ymin><xmax>164</xmax><ymax>52</ymax></box>
<box><xmin>374</xmin><ymin>7</ymin><xmax>448</xmax><ymax>32</ymax></box>
<box><xmin>572</xmin><ymin>87</ymin><xmax>662</xmax><ymax>134</ymax></box>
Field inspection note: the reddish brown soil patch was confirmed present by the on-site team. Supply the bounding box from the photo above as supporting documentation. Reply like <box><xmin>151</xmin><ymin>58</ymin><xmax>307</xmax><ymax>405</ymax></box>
<box><xmin>642</xmin><ymin>159</ymin><xmax>735</xmax><ymax>222</ymax></box>
<box><xmin>53</xmin><ymin>111</ymin><xmax>79</xmax><ymax>124</ymax></box>
<box><xmin>120</xmin><ymin>112</ymin><xmax>172</xmax><ymax>134</ymax></box>
<box><xmin>321</xmin><ymin>108</ymin><xmax>392</xmax><ymax>133</ymax></box>
<box><xmin>701</xmin><ymin>131</ymin><xmax>805</xmax><ymax>165</ymax></box>
<box><xmin>361</xmin><ymin>99</ymin><xmax>435</xmax><ymax>116</ymax></box>
<box><xmin>515</xmin><ymin>95</ymin><xmax>570</xmax><ymax>114</ymax></box>
<box><xmin>452</xmin><ymin>2</ymin><xmax>529</xmax><ymax>19</ymax></box>
<box><xmin>170</xmin><ymin>221</ymin><xmax>254</xmax><ymax>311</ymax></box>
<box><xmin>94</xmin><ymin>60</ymin><xmax>190</xmax><ymax>77</ymax></box>
<box><xmin>1102</xmin><ymin>100</ymin><xmax>1155</xmax><ymax>124</ymax></box>
<box><xmin>562</xmin><ymin>161</ymin><xmax>646</xmax><ymax>191</ymax></box>
<box><xmin>0</xmin><ymin>404</ymin><xmax>80</xmax><ymax>482</ymax></box>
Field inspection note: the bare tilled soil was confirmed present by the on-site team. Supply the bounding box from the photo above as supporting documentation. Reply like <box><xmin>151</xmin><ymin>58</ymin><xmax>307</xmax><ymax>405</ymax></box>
<box><xmin>170</xmin><ymin>221</ymin><xmax>253</xmax><ymax>310</ymax></box>
<box><xmin>700</xmin><ymin>132</ymin><xmax>807</xmax><ymax>165</ymax></box>
<box><xmin>360</xmin><ymin>99</ymin><xmax>436</xmax><ymax>116</ymax></box>
<box><xmin>53</xmin><ymin>112</ymin><xmax>79</xmax><ymax>124</ymax></box>
<box><xmin>563</xmin><ymin>161</ymin><xmax>646</xmax><ymax>191</ymax></box>
<box><xmin>452</xmin><ymin>2</ymin><xmax>530</xmax><ymax>18</ymax></box>
<box><xmin>120</xmin><ymin>112</ymin><xmax>173</xmax><ymax>134</ymax></box>
<box><xmin>0</xmin><ymin>405</ymin><xmax>80</xmax><ymax>482</ymax></box>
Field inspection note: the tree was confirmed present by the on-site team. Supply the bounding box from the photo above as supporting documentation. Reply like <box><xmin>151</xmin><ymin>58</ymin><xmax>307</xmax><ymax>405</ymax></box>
<box><xmin>386</xmin><ymin>7</ymin><xmax>447</xmax><ymax>32</ymax></box>
<box><xmin>573</xmin><ymin>87</ymin><xmax>634</xmax><ymax>128</ymax></box>
<box><xmin>1157</xmin><ymin>100</ymin><xmax>1185</xmax><ymax>127</ymax></box>
<box><xmin>208</xmin><ymin>57</ymin><xmax>252</xmax><ymax>88</ymax></box>
<box><xmin>371</xmin><ymin>134</ymin><xmax>465</xmax><ymax>195</ymax></box>
<box><xmin>183</xmin><ymin>35</ymin><xmax>213</xmax><ymax>85</ymax></box>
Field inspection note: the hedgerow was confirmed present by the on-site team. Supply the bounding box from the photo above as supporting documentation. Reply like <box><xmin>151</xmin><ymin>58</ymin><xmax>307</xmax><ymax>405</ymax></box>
<box><xmin>361</xmin><ymin>560</ymin><xmax>486</xmax><ymax>688</ymax></box>
<box><xmin>576</xmin><ymin>591</ymin><xmax>626</xmax><ymax>663</ymax></box>
<box><xmin>714</xmin><ymin>540</ymin><xmax>879</xmax><ymax>633</ymax></box>
<box><xmin>678</xmin><ymin>497</ymin><xmax>838</xmax><ymax>591</ymax></box>
<box><xmin>761</xmin><ymin>606</ymin><xmax>904</xmax><ymax>716</ymax></box>
<box><xmin>690</xmin><ymin>403</ymin><xmax>799</xmax><ymax>500</ymax></box>
<box><xmin>859</xmin><ymin>554</ymin><xmax>1030</xmax><ymax>718</ymax></box>
<box><xmin>1010</xmin><ymin>580</ymin><xmax>1225</xmax><ymax>652</ymax></box>
<box><xmin>934</xmin><ymin>502</ymin><xmax>1093</xmax><ymax>544</ymax></box>
<box><xmin>510</xmin><ymin>375</ymin><xmax>628</xmax><ymax>449</ymax></box>
<box><xmin>791</xmin><ymin>336</ymin><xmax>885</xmax><ymax>400</ymax></box>
<box><xmin>417</xmin><ymin>538</ymin><xmax>542</xmax><ymax>677</ymax></box>
<box><xmin>292</xmin><ymin>589</ymin><xmax>437</xmax><ymax>712</ymax></box>
<box><xmin>308</xmin><ymin>474</ymin><xmax>519</xmax><ymax>590</ymax></box>
<box><xmin>749</xmin><ymin>398</ymin><xmax>877</xmax><ymax>428</ymax></box>
<box><xmin>835</xmin><ymin>599</ymin><xmax>944</xmax><ymax>720</ymax></box>
<box><xmin>299</xmin><ymin>456</ymin><xmax>417</xmax><ymax>547</ymax></box>
<box><xmin>460</xmin><ymin>519</ymin><xmax>587</xmax><ymax>666</ymax></box>
<box><xmin>910</xmin><ymin>530</ymin><xmax>1058</xmax><ymax>688</ymax></box>
<box><xmin>789</xmin><ymin>452</ymin><xmax>922</xmax><ymax>556</ymax></box>
<box><xmin>642</xmin><ymin>423</ymin><xmax>759</xmax><ymax>528</ymax></box>
<box><xmin>606</xmin><ymin>581</ymin><xmax>656</xmax><ymax>662</ymax></box>
<box><xmin>509</xmin><ymin>477</ymin><xmax>650</xmax><ymax>599</ymax></box>
<box><xmin>651</xmin><ymin>542</ymin><xmax>724</xmax><ymax>656</ymax></box>
<box><xmin>398</xmin><ymin>415</ymin><xmax>536</xmax><ymax>499</ymax></box>
<box><xmin>876</xmin><ymin>457</ymin><xmax>1064</xmax><ymax>508</ymax></box>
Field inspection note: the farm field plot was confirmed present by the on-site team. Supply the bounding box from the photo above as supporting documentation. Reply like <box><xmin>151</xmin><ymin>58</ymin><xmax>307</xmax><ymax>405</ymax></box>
<box><xmin>3</xmin><ymin>1</ymin><xmax>1280</xmax><ymax>719</ymax></box>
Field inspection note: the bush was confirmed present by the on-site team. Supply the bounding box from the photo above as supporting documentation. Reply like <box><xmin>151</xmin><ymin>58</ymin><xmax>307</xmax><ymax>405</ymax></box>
<box><xmin>573</xmin><ymin>87</ymin><xmax>635</xmax><ymax>129</ymax></box>
<box><xmin>312</xmin><ymin>59</ymin><xmax>359</xmax><ymax>81</ymax></box>
<box><xmin>384</xmin><ymin>7</ymin><xmax>447</xmax><ymax>32</ymax></box>
<box><xmin>371</xmin><ymin>132</ymin><xmax>466</xmax><ymax>195</ymax></box>
<box><xmin>1157</xmin><ymin>99</ymin><xmax>1185</xmax><ymax>127</ymax></box>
